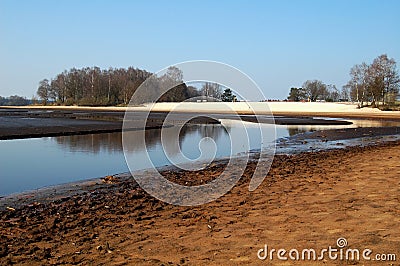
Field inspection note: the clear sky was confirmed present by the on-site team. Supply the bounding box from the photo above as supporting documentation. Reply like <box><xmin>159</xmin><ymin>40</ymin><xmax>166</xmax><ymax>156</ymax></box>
<box><xmin>1</xmin><ymin>0</ymin><xmax>399</xmax><ymax>99</ymax></box>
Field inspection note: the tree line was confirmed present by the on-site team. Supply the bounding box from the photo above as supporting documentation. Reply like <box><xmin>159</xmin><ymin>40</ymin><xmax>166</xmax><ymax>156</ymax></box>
<box><xmin>36</xmin><ymin>66</ymin><xmax>238</xmax><ymax>106</ymax></box>
<box><xmin>288</xmin><ymin>81</ymin><xmax>344</xmax><ymax>102</ymax></box>
<box><xmin>37</xmin><ymin>66</ymin><xmax>195</xmax><ymax>106</ymax></box>
<box><xmin>287</xmin><ymin>54</ymin><xmax>399</xmax><ymax>108</ymax></box>
<box><xmin>37</xmin><ymin>66</ymin><xmax>152</xmax><ymax>106</ymax></box>
<box><xmin>0</xmin><ymin>95</ymin><xmax>30</xmax><ymax>106</ymax></box>
<box><xmin>344</xmin><ymin>54</ymin><xmax>399</xmax><ymax>107</ymax></box>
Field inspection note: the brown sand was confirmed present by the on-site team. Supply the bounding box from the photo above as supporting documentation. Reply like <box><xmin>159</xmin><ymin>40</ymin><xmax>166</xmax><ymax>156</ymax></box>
<box><xmin>1</xmin><ymin>141</ymin><xmax>400</xmax><ymax>265</ymax></box>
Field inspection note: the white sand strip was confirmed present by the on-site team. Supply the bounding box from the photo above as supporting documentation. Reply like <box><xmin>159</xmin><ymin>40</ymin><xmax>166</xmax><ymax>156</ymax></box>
<box><xmin>2</xmin><ymin>102</ymin><xmax>400</xmax><ymax>118</ymax></box>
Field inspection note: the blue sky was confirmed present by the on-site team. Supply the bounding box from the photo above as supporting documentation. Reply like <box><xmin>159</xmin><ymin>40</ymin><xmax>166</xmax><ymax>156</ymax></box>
<box><xmin>1</xmin><ymin>0</ymin><xmax>399</xmax><ymax>99</ymax></box>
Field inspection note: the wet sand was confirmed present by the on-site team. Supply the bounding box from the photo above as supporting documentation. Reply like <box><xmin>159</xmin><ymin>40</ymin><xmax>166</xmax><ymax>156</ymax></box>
<box><xmin>0</xmin><ymin>109</ymin><xmax>220</xmax><ymax>140</ymax></box>
<box><xmin>290</xmin><ymin>126</ymin><xmax>400</xmax><ymax>141</ymax></box>
<box><xmin>1</xmin><ymin>140</ymin><xmax>400</xmax><ymax>265</ymax></box>
<box><xmin>0</xmin><ymin>108</ymin><xmax>122</xmax><ymax>140</ymax></box>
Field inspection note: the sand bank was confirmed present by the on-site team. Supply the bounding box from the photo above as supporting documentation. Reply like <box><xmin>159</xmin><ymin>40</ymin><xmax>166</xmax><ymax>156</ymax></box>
<box><xmin>3</xmin><ymin>102</ymin><xmax>400</xmax><ymax>120</ymax></box>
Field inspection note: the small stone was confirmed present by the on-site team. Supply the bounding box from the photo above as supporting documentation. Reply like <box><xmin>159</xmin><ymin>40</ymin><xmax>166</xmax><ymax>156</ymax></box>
<box><xmin>106</xmin><ymin>242</ymin><xmax>113</xmax><ymax>253</ymax></box>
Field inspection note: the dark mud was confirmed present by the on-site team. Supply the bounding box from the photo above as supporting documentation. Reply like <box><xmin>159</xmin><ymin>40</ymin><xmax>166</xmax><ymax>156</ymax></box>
<box><xmin>290</xmin><ymin>126</ymin><xmax>400</xmax><ymax>141</ymax></box>
<box><xmin>0</xmin><ymin>109</ymin><xmax>220</xmax><ymax>140</ymax></box>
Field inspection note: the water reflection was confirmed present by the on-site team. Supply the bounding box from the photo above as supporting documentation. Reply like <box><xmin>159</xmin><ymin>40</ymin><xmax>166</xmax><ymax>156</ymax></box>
<box><xmin>55</xmin><ymin>120</ymin><xmax>400</xmax><ymax>154</ymax></box>
<box><xmin>54</xmin><ymin>118</ymin><xmax>400</xmax><ymax>155</ymax></box>
<box><xmin>56</xmin><ymin>133</ymin><xmax>123</xmax><ymax>153</ymax></box>
<box><xmin>55</xmin><ymin>124</ymin><xmax>228</xmax><ymax>155</ymax></box>
<box><xmin>287</xmin><ymin>127</ymin><xmax>309</xmax><ymax>137</ymax></box>
<box><xmin>158</xmin><ymin>125</ymin><xmax>227</xmax><ymax>160</ymax></box>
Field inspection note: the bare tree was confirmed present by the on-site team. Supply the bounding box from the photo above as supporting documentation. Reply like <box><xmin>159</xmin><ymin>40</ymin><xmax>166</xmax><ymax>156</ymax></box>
<box><xmin>345</xmin><ymin>55</ymin><xmax>399</xmax><ymax>108</ymax></box>
<box><xmin>201</xmin><ymin>82</ymin><xmax>222</xmax><ymax>101</ymax></box>
<box><xmin>340</xmin><ymin>86</ymin><xmax>351</xmax><ymax>101</ymax></box>
<box><xmin>37</xmin><ymin>79</ymin><xmax>51</xmax><ymax>105</ymax></box>
<box><xmin>369</xmin><ymin>54</ymin><xmax>399</xmax><ymax>106</ymax></box>
<box><xmin>302</xmin><ymin>80</ymin><xmax>327</xmax><ymax>101</ymax></box>
<box><xmin>345</xmin><ymin>62</ymin><xmax>369</xmax><ymax>107</ymax></box>
<box><xmin>326</xmin><ymin>84</ymin><xmax>340</xmax><ymax>102</ymax></box>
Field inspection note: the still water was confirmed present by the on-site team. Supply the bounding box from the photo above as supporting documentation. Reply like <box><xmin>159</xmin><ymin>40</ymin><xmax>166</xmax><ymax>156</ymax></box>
<box><xmin>0</xmin><ymin>119</ymin><xmax>399</xmax><ymax>195</ymax></box>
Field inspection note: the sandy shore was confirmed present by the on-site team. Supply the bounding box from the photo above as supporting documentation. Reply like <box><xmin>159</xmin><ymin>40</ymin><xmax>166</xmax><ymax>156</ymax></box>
<box><xmin>1</xmin><ymin>140</ymin><xmax>400</xmax><ymax>265</ymax></box>
<box><xmin>4</xmin><ymin>102</ymin><xmax>400</xmax><ymax>120</ymax></box>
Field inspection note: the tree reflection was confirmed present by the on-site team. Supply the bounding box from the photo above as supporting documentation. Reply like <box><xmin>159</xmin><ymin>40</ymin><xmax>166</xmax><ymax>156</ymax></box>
<box><xmin>55</xmin><ymin>133</ymin><xmax>124</xmax><ymax>153</ymax></box>
<box><xmin>54</xmin><ymin>124</ymin><xmax>228</xmax><ymax>155</ymax></box>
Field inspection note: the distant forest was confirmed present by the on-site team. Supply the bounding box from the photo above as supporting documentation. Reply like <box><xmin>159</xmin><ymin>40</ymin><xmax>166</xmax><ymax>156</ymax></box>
<box><xmin>0</xmin><ymin>95</ymin><xmax>30</xmax><ymax>106</ymax></box>
<box><xmin>36</xmin><ymin>66</ymin><xmax>202</xmax><ymax>106</ymax></box>
<box><xmin>0</xmin><ymin>66</ymin><xmax>236</xmax><ymax>107</ymax></box>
